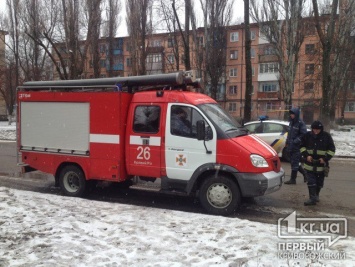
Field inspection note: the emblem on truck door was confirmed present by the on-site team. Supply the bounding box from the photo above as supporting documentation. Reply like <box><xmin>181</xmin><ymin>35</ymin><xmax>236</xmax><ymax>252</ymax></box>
<box><xmin>175</xmin><ymin>154</ymin><xmax>187</xmax><ymax>167</ymax></box>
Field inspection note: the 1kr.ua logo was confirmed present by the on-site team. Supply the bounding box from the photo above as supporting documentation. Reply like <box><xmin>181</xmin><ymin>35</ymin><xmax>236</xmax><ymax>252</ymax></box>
<box><xmin>176</xmin><ymin>154</ymin><xmax>187</xmax><ymax>167</ymax></box>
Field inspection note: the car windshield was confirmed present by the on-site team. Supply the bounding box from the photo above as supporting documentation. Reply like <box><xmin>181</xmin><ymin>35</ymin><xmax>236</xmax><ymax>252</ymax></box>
<box><xmin>199</xmin><ymin>103</ymin><xmax>248</xmax><ymax>137</ymax></box>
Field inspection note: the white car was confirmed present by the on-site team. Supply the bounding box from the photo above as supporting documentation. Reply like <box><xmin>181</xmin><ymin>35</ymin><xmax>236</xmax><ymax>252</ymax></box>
<box><xmin>244</xmin><ymin>120</ymin><xmax>291</xmax><ymax>161</ymax></box>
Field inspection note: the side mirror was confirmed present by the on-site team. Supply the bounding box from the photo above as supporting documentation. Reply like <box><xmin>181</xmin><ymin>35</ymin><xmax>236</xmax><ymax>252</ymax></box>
<box><xmin>196</xmin><ymin>120</ymin><xmax>205</xmax><ymax>140</ymax></box>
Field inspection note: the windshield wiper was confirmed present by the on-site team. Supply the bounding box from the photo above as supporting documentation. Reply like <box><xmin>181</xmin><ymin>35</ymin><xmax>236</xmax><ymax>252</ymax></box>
<box><xmin>225</xmin><ymin>128</ymin><xmax>239</xmax><ymax>132</ymax></box>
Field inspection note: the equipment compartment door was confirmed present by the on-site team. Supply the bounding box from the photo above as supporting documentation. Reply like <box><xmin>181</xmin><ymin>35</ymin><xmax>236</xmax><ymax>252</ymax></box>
<box><xmin>127</xmin><ymin>104</ymin><xmax>162</xmax><ymax>177</ymax></box>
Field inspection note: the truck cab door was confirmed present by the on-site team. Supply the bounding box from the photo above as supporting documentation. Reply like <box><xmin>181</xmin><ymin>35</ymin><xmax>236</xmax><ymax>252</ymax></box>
<box><xmin>165</xmin><ymin>104</ymin><xmax>216</xmax><ymax>181</ymax></box>
<box><xmin>127</xmin><ymin>104</ymin><xmax>162</xmax><ymax>178</ymax></box>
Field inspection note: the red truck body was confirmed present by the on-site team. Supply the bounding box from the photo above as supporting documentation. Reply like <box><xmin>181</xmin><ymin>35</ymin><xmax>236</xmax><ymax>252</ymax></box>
<box><xmin>17</xmin><ymin>72</ymin><xmax>284</xmax><ymax>215</ymax></box>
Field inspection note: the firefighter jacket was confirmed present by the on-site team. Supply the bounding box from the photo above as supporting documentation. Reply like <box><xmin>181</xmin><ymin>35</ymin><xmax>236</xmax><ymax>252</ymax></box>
<box><xmin>300</xmin><ymin>130</ymin><xmax>336</xmax><ymax>173</ymax></box>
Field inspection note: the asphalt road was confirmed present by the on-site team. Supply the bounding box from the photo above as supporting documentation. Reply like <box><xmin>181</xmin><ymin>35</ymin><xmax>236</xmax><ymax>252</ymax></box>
<box><xmin>1</xmin><ymin>141</ymin><xmax>354</xmax><ymax>237</ymax></box>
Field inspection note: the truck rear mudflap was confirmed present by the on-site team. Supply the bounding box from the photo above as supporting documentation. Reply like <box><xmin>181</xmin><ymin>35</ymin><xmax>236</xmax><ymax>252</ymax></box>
<box><xmin>235</xmin><ymin>168</ymin><xmax>285</xmax><ymax>197</ymax></box>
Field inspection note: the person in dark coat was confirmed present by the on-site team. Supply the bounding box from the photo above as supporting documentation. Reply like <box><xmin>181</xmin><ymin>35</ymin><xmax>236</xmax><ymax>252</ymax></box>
<box><xmin>300</xmin><ymin>120</ymin><xmax>336</xmax><ymax>205</ymax></box>
<box><xmin>284</xmin><ymin>107</ymin><xmax>308</xmax><ymax>184</ymax></box>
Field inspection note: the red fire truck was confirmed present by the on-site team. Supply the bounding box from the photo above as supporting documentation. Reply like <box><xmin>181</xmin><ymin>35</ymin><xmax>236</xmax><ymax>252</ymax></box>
<box><xmin>17</xmin><ymin>71</ymin><xmax>284</xmax><ymax>215</ymax></box>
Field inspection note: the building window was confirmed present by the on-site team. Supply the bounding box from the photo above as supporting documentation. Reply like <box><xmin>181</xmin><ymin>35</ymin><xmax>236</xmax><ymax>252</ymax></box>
<box><xmin>197</xmin><ymin>36</ymin><xmax>204</xmax><ymax>46</ymax></box>
<box><xmin>259</xmin><ymin>63</ymin><xmax>279</xmax><ymax>74</ymax></box>
<box><xmin>230</xmin><ymin>32</ymin><xmax>239</xmax><ymax>42</ymax></box>
<box><xmin>305</xmin><ymin>64</ymin><xmax>315</xmax><ymax>75</ymax></box>
<box><xmin>250</xmin><ymin>30</ymin><xmax>256</xmax><ymax>40</ymax></box>
<box><xmin>304</xmin><ymin>82</ymin><xmax>314</xmax><ymax>92</ymax></box>
<box><xmin>264</xmin><ymin>46</ymin><xmax>276</xmax><ymax>55</ymax></box>
<box><xmin>261</xmin><ymin>83</ymin><xmax>278</xmax><ymax>92</ymax></box>
<box><xmin>345</xmin><ymin>102</ymin><xmax>355</xmax><ymax>112</ymax></box>
<box><xmin>229</xmin><ymin>102</ymin><xmax>237</xmax><ymax>112</ymax></box>
<box><xmin>266</xmin><ymin>102</ymin><xmax>278</xmax><ymax>110</ymax></box>
<box><xmin>349</xmin><ymin>81</ymin><xmax>355</xmax><ymax>91</ymax></box>
<box><xmin>149</xmin><ymin>40</ymin><xmax>161</xmax><ymax>47</ymax></box>
<box><xmin>99</xmin><ymin>44</ymin><xmax>106</xmax><ymax>53</ymax></box>
<box><xmin>230</xmin><ymin>50</ymin><xmax>238</xmax><ymax>60</ymax></box>
<box><xmin>146</xmin><ymin>54</ymin><xmax>162</xmax><ymax>63</ymax></box>
<box><xmin>305</xmin><ymin>44</ymin><xmax>315</xmax><ymax>54</ymax></box>
<box><xmin>229</xmin><ymin>68</ymin><xmax>237</xmax><ymax>77</ymax></box>
<box><xmin>100</xmin><ymin>60</ymin><xmax>106</xmax><ymax>68</ymax></box>
<box><xmin>251</xmin><ymin>48</ymin><xmax>255</xmax><ymax>58</ymax></box>
<box><xmin>167</xmin><ymin>54</ymin><xmax>175</xmax><ymax>64</ymax></box>
<box><xmin>126</xmin><ymin>58</ymin><xmax>132</xmax><ymax>67</ymax></box>
<box><xmin>252</xmin><ymin>67</ymin><xmax>255</xmax><ymax>76</ymax></box>
<box><xmin>168</xmin><ymin>38</ymin><xmax>175</xmax><ymax>47</ymax></box>
<box><xmin>229</xmin><ymin>85</ymin><xmax>237</xmax><ymax>94</ymax></box>
<box><xmin>305</xmin><ymin>22</ymin><xmax>316</xmax><ymax>35</ymax></box>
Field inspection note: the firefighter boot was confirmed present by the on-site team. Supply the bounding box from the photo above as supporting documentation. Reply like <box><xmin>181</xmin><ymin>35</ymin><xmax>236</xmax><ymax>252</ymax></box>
<box><xmin>284</xmin><ymin>170</ymin><xmax>297</xmax><ymax>184</ymax></box>
<box><xmin>304</xmin><ymin>186</ymin><xmax>317</xmax><ymax>206</ymax></box>
<box><xmin>315</xmin><ymin>187</ymin><xmax>321</xmax><ymax>202</ymax></box>
<box><xmin>299</xmin><ymin>165</ymin><xmax>308</xmax><ymax>183</ymax></box>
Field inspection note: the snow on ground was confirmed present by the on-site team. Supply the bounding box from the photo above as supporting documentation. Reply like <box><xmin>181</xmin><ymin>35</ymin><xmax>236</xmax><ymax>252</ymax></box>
<box><xmin>1</xmin><ymin>121</ymin><xmax>355</xmax><ymax>266</ymax></box>
<box><xmin>0</xmin><ymin>122</ymin><xmax>16</xmax><ymax>141</ymax></box>
<box><xmin>0</xmin><ymin>186</ymin><xmax>354</xmax><ymax>267</ymax></box>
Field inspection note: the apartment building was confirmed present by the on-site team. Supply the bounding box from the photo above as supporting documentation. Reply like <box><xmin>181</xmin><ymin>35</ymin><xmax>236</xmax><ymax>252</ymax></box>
<box><xmin>53</xmin><ymin>17</ymin><xmax>355</xmax><ymax>123</ymax></box>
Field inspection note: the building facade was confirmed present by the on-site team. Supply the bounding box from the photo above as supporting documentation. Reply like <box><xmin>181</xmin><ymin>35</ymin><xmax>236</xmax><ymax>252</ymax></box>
<box><xmin>53</xmin><ymin>18</ymin><xmax>355</xmax><ymax>124</ymax></box>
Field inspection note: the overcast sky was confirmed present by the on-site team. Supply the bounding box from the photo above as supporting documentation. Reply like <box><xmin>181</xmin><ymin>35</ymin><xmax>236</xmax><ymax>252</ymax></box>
<box><xmin>0</xmin><ymin>0</ymin><xmax>244</xmax><ymax>37</ymax></box>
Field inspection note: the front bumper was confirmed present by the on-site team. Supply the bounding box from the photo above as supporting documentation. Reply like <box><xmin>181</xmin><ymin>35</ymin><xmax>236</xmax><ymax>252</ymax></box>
<box><xmin>235</xmin><ymin>167</ymin><xmax>285</xmax><ymax>197</ymax></box>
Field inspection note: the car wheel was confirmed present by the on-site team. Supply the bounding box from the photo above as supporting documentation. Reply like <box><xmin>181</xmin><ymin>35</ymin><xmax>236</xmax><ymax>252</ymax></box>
<box><xmin>199</xmin><ymin>175</ymin><xmax>241</xmax><ymax>216</ymax></box>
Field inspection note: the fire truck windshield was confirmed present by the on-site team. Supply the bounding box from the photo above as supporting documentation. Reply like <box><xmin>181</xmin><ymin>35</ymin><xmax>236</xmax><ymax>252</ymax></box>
<box><xmin>199</xmin><ymin>104</ymin><xmax>247</xmax><ymax>137</ymax></box>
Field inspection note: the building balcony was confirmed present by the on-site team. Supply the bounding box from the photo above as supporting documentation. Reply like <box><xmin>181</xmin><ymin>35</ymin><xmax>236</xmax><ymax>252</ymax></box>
<box><xmin>106</xmin><ymin>49</ymin><xmax>123</xmax><ymax>56</ymax></box>
<box><xmin>106</xmin><ymin>63</ymin><xmax>124</xmax><ymax>71</ymax></box>
<box><xmin>257</xmin><ymin>91</ymin><xmax>280</xmax><ymax>100</ymax></box>
<box><xmin>258</xmin><ymin>54</ymin><xmax>278</xmax><ymax>63</ymax></box>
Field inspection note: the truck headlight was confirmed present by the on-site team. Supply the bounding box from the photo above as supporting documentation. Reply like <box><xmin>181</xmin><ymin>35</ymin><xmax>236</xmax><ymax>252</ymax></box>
<box><xmin>250</xmin><ymin>154</ymin><xmax>269</xmax><ymax>168</ymax></box>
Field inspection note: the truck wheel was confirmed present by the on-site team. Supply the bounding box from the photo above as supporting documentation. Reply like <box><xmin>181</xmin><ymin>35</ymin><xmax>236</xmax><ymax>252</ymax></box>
<box><xmin>199</xmin><ymin>175</ymin><xmax>241</xmax><ymax>216</ymax></box>
<box><xmin>59</xmin><ymin>165</ymin><xmax>87</xmax><ymax>197</ymax></box>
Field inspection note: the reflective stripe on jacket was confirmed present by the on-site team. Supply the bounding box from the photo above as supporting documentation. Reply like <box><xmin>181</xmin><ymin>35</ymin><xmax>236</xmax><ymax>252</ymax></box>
<box><xmin>300</xmin><ymin>130</ymin><xmax>336</xmax><ymax>173</ymax></box>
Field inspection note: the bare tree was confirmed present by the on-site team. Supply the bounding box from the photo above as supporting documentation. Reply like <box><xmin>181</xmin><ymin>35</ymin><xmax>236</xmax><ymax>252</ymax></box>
<box><xmin>103</xmin><ymin>0</ymin><xmax>121</xmax><ymax>77</ymax></box>
<box><xmin>251</xmin><ymin>0</ymin><xmax>306</xmax><ymax>120</ymax></box>
<box><xmin>312</xmin><ymin>0</ymin><xmax>355</xmax><ymax>129</ymax></box>
<box><xmin>243</xmin><ymin>0</ymin><xmax>252</xmax><ymax>122</ymax></box>
<box><xmin>2</xmin><ymin>0</ymin><xmax>21</xmax><ymax>119</ymax></box>
<box><xmin>126</xmin><ymin>0</ymin><xmax>154</xmax><ymax>75</ymax></box>
<box><xmin>157</xmin><ymin>0</ymin><xmax>182</xmax><ymax>71</ymax></box>
<box><xmin>85</xmin><ymin>0</ymin><xmax>103</xmax><ymax>78</ymax></box>
<box><xmin>334</xmin><ymin>0</ymin><xmax>355</xmax><ymax>124</ymax></box>
<box><xmin>201</xmin><ymin>0</ymin><xmax>233</xmax><ymax>100</ymax></box>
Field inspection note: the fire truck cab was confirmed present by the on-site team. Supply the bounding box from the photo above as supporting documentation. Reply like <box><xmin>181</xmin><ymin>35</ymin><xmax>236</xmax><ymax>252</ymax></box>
<box><xmin>17</xmin><ymin>72</ymin><xmax>284</xmax><ymax>215</ymax></box>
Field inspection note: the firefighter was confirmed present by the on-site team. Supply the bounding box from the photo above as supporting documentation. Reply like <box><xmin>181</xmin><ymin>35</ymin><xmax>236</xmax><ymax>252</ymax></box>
<box><xmin>300</xmin><ymin>120</ymin><xmax>336</xmax><ymax>206</ymax></box>
<box><xmin>284</xmin><ymin>107</ymin><xmax>308</xmax><ymax>184</ymax></box>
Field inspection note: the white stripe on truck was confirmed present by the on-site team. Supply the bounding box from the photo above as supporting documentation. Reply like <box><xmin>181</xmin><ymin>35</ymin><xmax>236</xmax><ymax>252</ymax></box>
<box><xmin>90</xmin><ymin>134</ymin><xmax>120</xmax><ymax>144</ymax></box>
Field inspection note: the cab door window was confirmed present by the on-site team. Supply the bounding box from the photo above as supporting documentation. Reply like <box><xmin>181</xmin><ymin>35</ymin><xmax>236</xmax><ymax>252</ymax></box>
<box><xmin>133</xmin><ymin>106</ymin><xmax>160</xmax><ymax>133</ymax></box>
<box><xmin>171</xmin><ymin>105</ymin><xmax>206</xmax><ymax>138</ymax></box>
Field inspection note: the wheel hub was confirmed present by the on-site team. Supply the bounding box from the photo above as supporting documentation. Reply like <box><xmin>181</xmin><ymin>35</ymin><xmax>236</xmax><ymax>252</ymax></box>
<box><xmin>64</xmin><ymin>172</ymin><xmax>80</xmax><ymax>192</ymax></box>
<box><xmin>207</xmin><ymin>183</ymin><xmax>232</xmax><ymax>208</ymax></box>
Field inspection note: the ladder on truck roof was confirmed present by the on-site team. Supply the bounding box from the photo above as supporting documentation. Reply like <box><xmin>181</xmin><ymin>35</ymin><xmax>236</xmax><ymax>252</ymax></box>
<box><xmin>18</xmin><ymin>71</ymin><xmax>201</xmax><ymax>92</ymax></box>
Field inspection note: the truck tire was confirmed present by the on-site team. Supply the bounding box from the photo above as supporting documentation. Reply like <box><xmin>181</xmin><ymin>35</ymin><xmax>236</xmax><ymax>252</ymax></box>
<box><xmin>199</xmin><ymin>175</ymin><xmax>241</xmax><ymax>216</ymax></box>
<box><xmin>59</xmin><ymin>165</ymin><xmax>87</xmax><ymax>197</ymax></box>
